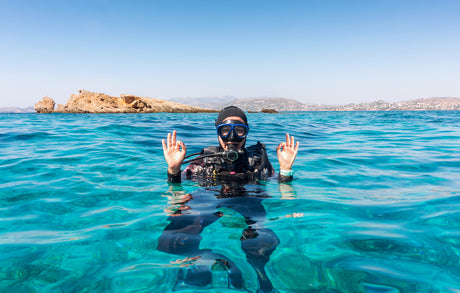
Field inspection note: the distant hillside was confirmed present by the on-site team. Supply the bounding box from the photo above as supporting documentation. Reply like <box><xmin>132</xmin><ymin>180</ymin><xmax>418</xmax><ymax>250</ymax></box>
<box><xmin>225</xmin><ymin>97</ymin><xmax>305</xmax><ymax>111</ymax></box>
<box><xmin>171</xmin><ymin>96</ymin><xmax>460</xmax><ymax>111</ymax></box>
<box><xmin>168</xmin><ymin>96</ymin><xmax>236</xmax><ymax>110</ymax></box>
<box><xmin>0</xmin><ymin>106</ymin><xmax>35</xmax><ymax>113</ymax></box>
<box><xmin>324</xmin><ymin>97</ymin><xmax>460</xmax><ymax>111</ymax></box>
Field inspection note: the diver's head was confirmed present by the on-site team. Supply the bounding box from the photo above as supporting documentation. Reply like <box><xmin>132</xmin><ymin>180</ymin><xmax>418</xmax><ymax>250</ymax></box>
<box><xmin>215</xmin><ymin>106</ymin><xmax>249</xmax><ymax>150</ymax></box>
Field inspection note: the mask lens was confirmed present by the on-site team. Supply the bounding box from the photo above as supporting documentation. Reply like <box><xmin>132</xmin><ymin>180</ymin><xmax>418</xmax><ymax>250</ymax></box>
<box><xmin>218</xmin><ymin>125</ymin><xmax>232</xmax><ymax>137</ymax></box>
<box><xmin>234</xmin><ymin>125</ymin><xmax>248</xmax><ymax>137</ymax></box>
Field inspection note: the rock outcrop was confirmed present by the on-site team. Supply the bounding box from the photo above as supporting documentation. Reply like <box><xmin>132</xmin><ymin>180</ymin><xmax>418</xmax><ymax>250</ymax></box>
<box><xmin>36</xmin><ymin>90</ymin><xmax>216</xmax><ymax>113</ymax></box>
<box><xmin>260</xmin><ymin>108</ymin><xmax>279</xmax><ymax>113</ymax></box>
<box><xmin>35</xmin><ymin>97</ymin><xmax>56</xmax><ymax>113</ymax></box>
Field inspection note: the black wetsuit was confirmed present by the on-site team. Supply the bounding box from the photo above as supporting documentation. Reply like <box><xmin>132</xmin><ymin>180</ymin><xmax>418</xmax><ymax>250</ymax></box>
<box><xmin>159</xmin><ymin>143</ymin><xmax>292</xmax><ymax>292</ymax></box>
<box><xmin>167</xmin><ymin>142</ymin><xmax>293</xmax><ymax>185</ymax></box>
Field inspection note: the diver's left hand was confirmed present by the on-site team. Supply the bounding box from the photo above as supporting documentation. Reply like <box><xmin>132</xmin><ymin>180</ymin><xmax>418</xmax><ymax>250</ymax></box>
<box><xmin>276</xmin><ymin>133</ymin><xmax>299</xmax><ymax>170</ymax></box>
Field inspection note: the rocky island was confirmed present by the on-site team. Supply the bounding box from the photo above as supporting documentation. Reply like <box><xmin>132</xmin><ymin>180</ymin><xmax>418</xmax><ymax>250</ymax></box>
<box><xmin>32</xmin><ymin>91</ymin><xmax>460</xmax><ymax>113</ymax></box>
<box><xmin>34</xmin><ymin>90</ymin><xmax>216</xmax><ymax>113</ymax></box>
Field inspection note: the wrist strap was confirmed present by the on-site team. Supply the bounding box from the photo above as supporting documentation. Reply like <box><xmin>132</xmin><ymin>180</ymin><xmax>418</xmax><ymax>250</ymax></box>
<box><xmin>280</xmin><ymin>169</ymin><xmax>294</xmax><ymax>176</ymax></box>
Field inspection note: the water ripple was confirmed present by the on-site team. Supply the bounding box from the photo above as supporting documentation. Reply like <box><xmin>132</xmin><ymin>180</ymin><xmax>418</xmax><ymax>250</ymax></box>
<box><xmin>1</xmin><ymin>111</ymin><xmax>460</xmax><ymax>291</ymax></box>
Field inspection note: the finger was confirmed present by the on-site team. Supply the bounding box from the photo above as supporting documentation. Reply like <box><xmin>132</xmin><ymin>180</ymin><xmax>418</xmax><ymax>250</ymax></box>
<box><xmin>177</xmin><ymin>140</ymin><xmax>184</xmax><ymax>152</ymax></box>
<box><xmin>294</xmin><ymin>141</ymin><xmax>300</xmax><ymax>153</ymax></box>
<box><xmin>172</xmin><ymin>130</ymin><xmax>177</xmax><ymax>146</ymax></box>
<box><xmin>291</xmin><ymin>135</ymin><xmax>295</xmax><ymax>148</ymax></box>
<box><xmin>167</xmin><ymin>132</ymin><xmax>172</xmax><ymax>148</ymax></box>
<box><xmin>285</xmin><ymin>133</ymin><xmax>291</xmax><ymax>147</ymax></box>
<box><xmin>277</xmin><ymin>142</ymin><xmax>285</xmax><ymax>153</ymax></box>
<box><xmin>162</xmin><ymin>139</ymin><xmax>167</xmax><ymax>151</ymax></box>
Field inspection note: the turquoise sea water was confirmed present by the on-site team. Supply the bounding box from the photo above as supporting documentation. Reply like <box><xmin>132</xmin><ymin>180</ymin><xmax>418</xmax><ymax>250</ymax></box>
<box><xmin>1</xmin><ymin>111</ymin><xmax>460</xmax><ymax>292</ymax></box>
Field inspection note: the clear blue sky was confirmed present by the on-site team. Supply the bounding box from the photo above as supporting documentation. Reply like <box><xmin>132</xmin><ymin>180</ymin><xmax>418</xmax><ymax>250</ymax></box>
<box><xmin>1</xmin><ymin>0</ymin><xmax>459</xmax><ymax>107</ymax></box>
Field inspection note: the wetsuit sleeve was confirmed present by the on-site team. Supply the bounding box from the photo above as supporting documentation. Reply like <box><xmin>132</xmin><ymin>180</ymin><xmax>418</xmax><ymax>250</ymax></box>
<box><xmin>278</xmin><ymin>174</ymin><xmax>294</xmax><ymax>183</ymax></box>
<box><xmin>167</xmin><ymin>171</ymin><xmax>181</xmax><ymax>183</ymax></box>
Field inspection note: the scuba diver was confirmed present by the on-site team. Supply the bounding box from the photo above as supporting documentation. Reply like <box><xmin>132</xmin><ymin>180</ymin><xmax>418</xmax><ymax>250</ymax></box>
<box><xmin>158</xmin><ymin>106</ymin><xmax>299</xmax><ymax>292</ymax></box>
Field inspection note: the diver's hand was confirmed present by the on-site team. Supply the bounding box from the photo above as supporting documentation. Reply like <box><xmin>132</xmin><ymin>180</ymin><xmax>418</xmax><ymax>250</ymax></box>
<box><xmin>162</xmin><ymin>130</ymin><xmax>187</xmax><ymax>174</ymax></box>
<box><xmin>276</xmin><ymin>133</ymin><xmax>299</xmax><ymax>170</ymax></box>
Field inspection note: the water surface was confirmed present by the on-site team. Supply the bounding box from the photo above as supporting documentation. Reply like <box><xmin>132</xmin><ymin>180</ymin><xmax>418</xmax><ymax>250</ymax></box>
<box><xmin>1</xmin><ymin>111</ymin><xmax>459</xmax><ymax>292</ymax></box>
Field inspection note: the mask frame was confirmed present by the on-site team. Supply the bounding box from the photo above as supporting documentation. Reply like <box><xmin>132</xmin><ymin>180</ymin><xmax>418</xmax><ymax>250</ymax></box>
<box><xmin>216</xmin><ymin>122</ymin><xmax>249</xmax><ymax>142</ymax></box>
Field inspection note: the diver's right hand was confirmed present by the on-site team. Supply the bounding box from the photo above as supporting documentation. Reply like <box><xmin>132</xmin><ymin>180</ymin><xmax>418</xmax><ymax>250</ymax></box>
<box><xmin>162</xmin><ymin>130</ymin><xmax>187</xmax><ymax>174</ymax></box>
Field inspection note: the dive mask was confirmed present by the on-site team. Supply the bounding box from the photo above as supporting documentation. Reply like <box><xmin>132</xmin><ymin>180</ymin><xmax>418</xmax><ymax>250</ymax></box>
<box><xmin>216</xmin><ymin>120</ymin><xmax>249</xmax><ymax>142</ymax></box>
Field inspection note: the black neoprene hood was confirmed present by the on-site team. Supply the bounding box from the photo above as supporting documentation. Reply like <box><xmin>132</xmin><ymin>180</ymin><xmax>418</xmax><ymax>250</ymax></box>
<box><xmin>215</xmin><ymin>106</ymin><xmax>248</xmax><ymax>127</ymax></box>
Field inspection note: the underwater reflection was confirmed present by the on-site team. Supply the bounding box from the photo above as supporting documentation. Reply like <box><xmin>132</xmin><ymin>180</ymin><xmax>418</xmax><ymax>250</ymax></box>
<box><xmin>158</xmin><ymin>183</ymin><xmax>281</xmax><ymax>292</ymax></box>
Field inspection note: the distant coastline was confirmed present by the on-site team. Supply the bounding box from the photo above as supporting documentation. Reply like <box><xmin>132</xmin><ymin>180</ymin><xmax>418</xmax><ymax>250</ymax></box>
<box><xmin>0</xmin><ymin>106</ymin><xmax>35</xmax><ymax>114</ymax></box>
<box><xmin>180</xmin><ymin>96</ymin><xmax>460</xmax><ymax>112</ymax></box>
<box><xmin>1</xmin><ymin>93</ymin><xmax>459</xmax><ymax>113</ymax></box>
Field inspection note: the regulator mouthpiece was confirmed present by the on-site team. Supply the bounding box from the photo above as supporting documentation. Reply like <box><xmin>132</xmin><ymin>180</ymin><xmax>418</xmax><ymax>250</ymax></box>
<box><xmin>225</xmin><ymin>145</ymin><xmax>240</xmax><ymax>162</ymax></box>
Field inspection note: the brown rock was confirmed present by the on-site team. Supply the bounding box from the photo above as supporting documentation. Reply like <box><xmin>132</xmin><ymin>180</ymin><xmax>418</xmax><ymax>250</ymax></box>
<box><xmin>35</xmin><ymin>97</ymin><xmax>55</xmax><ymax>113</ymax></box>
<box><xmin>55</xmin><ymin>104</ymin><xmax>67</xmax><ymax>112</ymax></box>
<box><xmin>261</xmin><ymin>108</ymin><xmax>279</xmax><ymax>113</ymax></box>
<box><xmin>61</xmin><ymin>91</ymin><xmax>124</xmax><ymax>113</ymax></box>
<box><xmin>51</xmin><ymin>90</ymin><xmax>217</xmax><ymax>113</ymax></box>
<box><xmin>122</xmin><ymin>95</ymin><xmax>136</xmax><ymax>104</ymax></box>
